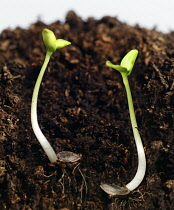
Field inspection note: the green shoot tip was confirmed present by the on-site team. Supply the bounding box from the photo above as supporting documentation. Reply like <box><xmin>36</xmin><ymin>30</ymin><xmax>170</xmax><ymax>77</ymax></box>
<box><xmin>106</xmin><ymin>49</ymin><xmax>138</xmax><ymax>76</ymax></box>
<box><xmin>42</xmin><ymin>28</ymin><xmax>71</xmax><ymax>54</ymax></box>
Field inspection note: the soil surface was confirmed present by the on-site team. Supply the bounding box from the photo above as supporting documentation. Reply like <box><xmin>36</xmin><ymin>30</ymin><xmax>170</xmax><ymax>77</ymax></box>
<box><xmin>0</xmin><ymin>11</ymin><xmax>174</xmax><ymax>210</ymax></box>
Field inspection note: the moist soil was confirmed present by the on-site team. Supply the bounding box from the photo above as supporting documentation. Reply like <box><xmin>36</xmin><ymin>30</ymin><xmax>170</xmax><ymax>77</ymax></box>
<box><xmin>0</xmin><ymin>11</ymin><xmax>174</xmax><ymax>210</ymax></box>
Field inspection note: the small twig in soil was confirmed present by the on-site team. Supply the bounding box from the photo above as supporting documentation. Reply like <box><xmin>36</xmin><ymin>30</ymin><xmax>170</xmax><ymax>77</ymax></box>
<box><xmin>152</xmin><ymin>62</ymin><xmax>169</xmax><ymax>89</ymax></box>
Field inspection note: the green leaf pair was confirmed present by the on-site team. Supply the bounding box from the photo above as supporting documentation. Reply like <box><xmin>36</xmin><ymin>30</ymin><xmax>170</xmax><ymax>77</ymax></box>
<box><xmin>42</xmin><ymin>29</ymin><xmax>71</xmax><ymax>54</ymax></box>
<box><xmin>106</xmin><ymin>49</ymin><xmax>138</xmax><ymax>76</ymax></box>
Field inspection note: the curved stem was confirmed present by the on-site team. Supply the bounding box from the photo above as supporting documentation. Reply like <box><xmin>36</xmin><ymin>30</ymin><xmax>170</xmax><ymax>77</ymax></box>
<box><xmin>31</xmin><ymin>52</ymin><xmax>58</xmax><ymax>163</ymax></box>
<box><xmin>121</xmin><ymin>74</ymin><xmax>146</xmax><ymax>191</ymax></box>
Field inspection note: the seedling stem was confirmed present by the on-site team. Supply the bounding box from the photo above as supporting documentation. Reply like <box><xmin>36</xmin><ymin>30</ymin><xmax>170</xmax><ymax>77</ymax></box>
<box><xmin>121</xmin><ymin>72</ymin><xmax>146</xmax><ymax>191</ymax></box>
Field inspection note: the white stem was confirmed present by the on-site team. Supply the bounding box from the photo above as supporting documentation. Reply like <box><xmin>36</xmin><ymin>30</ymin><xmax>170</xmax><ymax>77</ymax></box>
<box><xmin>31</xmin><ymin>52</ymin><xmax>58</xmax><ymax>163</ymax></box>
<box><xmin>122</xmin><ymin>75</ymin><xmax>146</xmax><ymax>191</ymax></box>
<box><xmin>125</xmin><ymin>127</ymin><xmax>146</xmax><ymax>191</ymax></box>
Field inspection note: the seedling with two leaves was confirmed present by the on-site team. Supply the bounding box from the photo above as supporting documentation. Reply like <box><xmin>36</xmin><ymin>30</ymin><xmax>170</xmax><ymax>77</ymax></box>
<box><xmin>31</xmin><ymin>29</ymin><xmax>81</xmax><ymax>165</ymax></box>
<box><xmin>100</xmin><ymin>50</ymin><xmax>146</xmax><ymax>196</ymax></box>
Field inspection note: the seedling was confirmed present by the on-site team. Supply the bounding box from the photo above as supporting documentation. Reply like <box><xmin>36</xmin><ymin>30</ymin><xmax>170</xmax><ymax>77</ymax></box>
<box><xmin>100</xmin><ymin>50</ymin><xmax>146</xmax><ymax>196</ymax></box>
<box><xmin>31</xmin><ymin>29</ymin><xmax>81</xmax><ymax>163</ymax></box>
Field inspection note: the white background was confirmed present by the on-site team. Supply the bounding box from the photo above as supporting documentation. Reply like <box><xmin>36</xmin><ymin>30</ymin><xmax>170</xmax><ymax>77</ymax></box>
<box><xmin>1</xmin><ymin>0</ymin><xmax>174</xmax><ymax>33</ymax></box>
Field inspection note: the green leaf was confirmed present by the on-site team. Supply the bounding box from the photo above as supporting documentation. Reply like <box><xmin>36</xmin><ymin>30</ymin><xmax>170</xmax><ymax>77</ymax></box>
<box><xmin>42</xmin><ymin>29</ymin><xmax>57</xmax><ymax>53</ymax></box>
<box><xmin>106</xmin><ymin>61</ymin><xmax>127</xmax><ymax>73</ymax></box>
<box><xmin>55</xmin><ymin>39</ymin><xmax>71</xmax><ymax>49</ymax></box>
<box><xmin>120</xmin><ymin>49</ymin><xmax>138</xmax><ymax>75</ymax></box>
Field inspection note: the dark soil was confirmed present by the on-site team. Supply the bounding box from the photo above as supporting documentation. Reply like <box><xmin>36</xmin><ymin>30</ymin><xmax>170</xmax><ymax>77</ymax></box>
<box><xmin>0</xmin><ymin>11</ymin><xmax>174</xmax><ymax>210</ymax></box>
